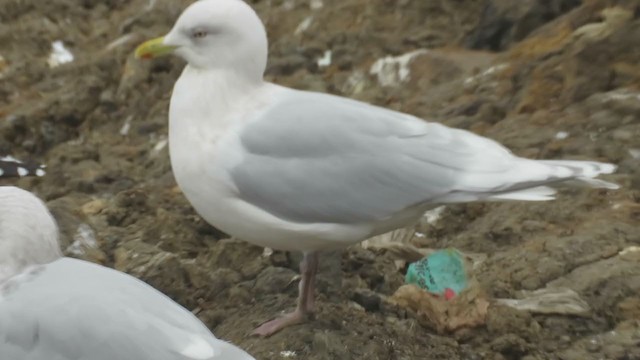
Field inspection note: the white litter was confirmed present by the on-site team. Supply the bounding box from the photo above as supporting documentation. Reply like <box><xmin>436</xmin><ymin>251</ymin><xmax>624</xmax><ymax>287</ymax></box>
<box><xmin>316</xmin><ymin>50</ymin><xmax>332</xmax><ymax>68</ymax></box>
<box><xmin>555</xmin><ymin>131</ymin><xmax>569</xmax><ymax>140</ymax></box>
<box><xmin>120</xmin><ymin>116</ymin><xmax>133</xmax><ymax>136</ymax></box>
<box><xmin>423</xmin><ymin>206</ymin><xmax>446</xmax><ymax>225</ymax></box>
<box><xmin>599</xmin><ymin>89</ymin><xmax>640</xmax><ymax>102</ymax></box>
<box><xmin>280</xmin><ymin>350</ymin><xmax>296</xmax><ymax>358</ymax></box>
<box><xmin>369</xmin><ymin>50</ymin><xmax>428</xmax><ymax>87</ymax></box>
<box><xmin>619</xmin><ymin>246</ymin><xmax>640</xmax><ymax>256</ymax></box>
<box><xmin>496</xmin><ymin>287</ymin><xmax>591</xmax><ymax>316</ymax></box>
<box><xmin>66</xmin><ymin>223</ymin><xmax>98</xmax><ymax>256</ymax></box>
<box><xmin>262</xmin><ymin>247</ymin><xmax>274</xmax><ymax>257</ymax></box>
<box><xmin>105</xmin><ymin>33</ymin><xmax>139</xmax><ymax>52</ymax></box>
<box><xmin>463</xmin><ymin>63</ymin><xmax>509</xmax><ymax>87</ymax></box>
<box><xmin>152</xmin><ymin>137</ymin><xmax>168</xmax><ymax>155</ymax></box>
<box><xmin>47</xmin><ymin>41</ymin><xmax>74</xmax><ymax>68</ymax></box>
<box><xmin>294</xmin><ymin>16</ymin><xmax>313</xmax><ymax>36</ymax></box>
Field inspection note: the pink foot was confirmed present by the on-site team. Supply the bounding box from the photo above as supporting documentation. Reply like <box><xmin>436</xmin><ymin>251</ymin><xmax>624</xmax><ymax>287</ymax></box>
<box><xmin>251</xmin><ymin>310</ymin><xmax>305</xmax><ymax>337</ymax></box>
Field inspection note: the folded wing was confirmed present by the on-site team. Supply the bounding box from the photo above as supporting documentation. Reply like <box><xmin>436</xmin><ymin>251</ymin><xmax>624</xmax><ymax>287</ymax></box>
<box><xmin>230</xmin><ymin>90</ymin><xmax>616</xmax><ymax>224</ymax></box>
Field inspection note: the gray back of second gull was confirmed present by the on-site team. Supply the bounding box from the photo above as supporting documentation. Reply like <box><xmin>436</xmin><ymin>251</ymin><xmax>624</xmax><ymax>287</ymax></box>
<box><xmin>0</xmin><ymin>257</ymin><xmax>254</xmax><ymax>360</ymax></box>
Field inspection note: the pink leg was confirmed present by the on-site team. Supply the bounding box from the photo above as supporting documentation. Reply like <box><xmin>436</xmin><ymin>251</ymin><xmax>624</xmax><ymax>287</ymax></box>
<box><xmin>252</xmin><ymin>252</ymin><xmax>319</xmax><ymax>337</ymax></box>
<box><xmin>303</xmin><ymin>253</ymin><xmax>318</xmax><ymax>313</ymax></box>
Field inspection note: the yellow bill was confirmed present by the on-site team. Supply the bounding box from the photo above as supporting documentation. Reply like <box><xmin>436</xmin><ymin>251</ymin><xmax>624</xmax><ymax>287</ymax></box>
<box><xmin>134</xmin><ymin>36</ymin><xmax>176</xmax><ymax>59</ymax></box>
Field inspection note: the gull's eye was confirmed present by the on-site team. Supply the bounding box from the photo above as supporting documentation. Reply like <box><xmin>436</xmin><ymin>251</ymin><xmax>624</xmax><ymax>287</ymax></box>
<box><xmin>192</xmin><ymin>30</ymin><xmax>208</xmax><ymax>39</ymax></box>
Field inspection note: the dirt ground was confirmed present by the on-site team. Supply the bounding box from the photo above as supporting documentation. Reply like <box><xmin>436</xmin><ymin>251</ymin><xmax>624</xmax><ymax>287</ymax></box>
<box><xmin>1</xmin><ymin>0</ymin><xmax>639</xmax><ymax>359</ymax></box>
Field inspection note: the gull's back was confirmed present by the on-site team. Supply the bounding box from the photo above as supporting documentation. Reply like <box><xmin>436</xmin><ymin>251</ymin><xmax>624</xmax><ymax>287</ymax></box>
<box><xmin>0</xmin><ymin>257</ymin><xmax>254</xmax><ymax>360</ymax></box>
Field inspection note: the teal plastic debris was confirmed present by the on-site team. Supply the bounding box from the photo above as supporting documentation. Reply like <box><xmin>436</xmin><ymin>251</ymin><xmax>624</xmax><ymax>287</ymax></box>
<box><xmin>405</xmin><ymin>248</ymin><xmax>468</xmax><ymax>300</ymax></box>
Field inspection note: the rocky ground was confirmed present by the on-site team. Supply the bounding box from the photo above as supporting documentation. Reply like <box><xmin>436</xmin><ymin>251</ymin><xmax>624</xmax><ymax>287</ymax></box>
<box><xmin>1</xmin><ymin>0</ymin><xmax>639</xmax><ymax>359</ymax></box>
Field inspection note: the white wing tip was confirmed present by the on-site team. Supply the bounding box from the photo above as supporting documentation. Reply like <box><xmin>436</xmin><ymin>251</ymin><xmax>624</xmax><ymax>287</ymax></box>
<box><xmin>595</xmin><ymin>162</ymin><xmax>617</xmax><ymax>175</ymax></box>
<box><xmin>576</xmin><ymin>177</ymin><xmax>620</xmax><ymax>190</ymax></box>
<box><xmin>539</xmin><ymin>160</ymin><xmax>619</xmax><ymax>188</ymax></box>
<box><xmin>605</xmin><ymin>163</ymin><xmax>617</xmax><ymax>173</ymax></box>
<box><xmin>489</xmin><ymin>186</ymin><xmax>557</xmax><ymax>201</ymax></box>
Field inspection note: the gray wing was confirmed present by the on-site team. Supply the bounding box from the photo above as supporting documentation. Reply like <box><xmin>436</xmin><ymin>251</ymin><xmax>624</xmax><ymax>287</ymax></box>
<box><xmin>231</xmin><ymin>89</ymin><xmax>522</xmax><ymax>224</ymax></box>
<box><xmin>0</xmin><ymin>258</ymin><xmax>254</xmax><ymax>360</ymax></box>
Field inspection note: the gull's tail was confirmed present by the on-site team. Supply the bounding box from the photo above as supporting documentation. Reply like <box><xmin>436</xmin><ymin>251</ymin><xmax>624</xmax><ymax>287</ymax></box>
<box><xmin>537</xmin><ymin>160</ymin><xmax>618</xmax><ymax>189</ymax></box>
<box><xmin>487</xmin><ymin>159</ymin><xmax>618</xmax><ymax>202</ymax></box>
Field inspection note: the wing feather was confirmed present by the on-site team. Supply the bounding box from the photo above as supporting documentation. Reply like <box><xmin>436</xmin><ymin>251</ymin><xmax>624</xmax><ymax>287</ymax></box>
<box><xmin>0</xmin><ymin>258</ymin><xmax>254</xmax><ymax>360</ymax></box>
<box><xmin>231</xmin><ymin>91</ymin><xmax>517</xmax><ymax>224</ymax></box>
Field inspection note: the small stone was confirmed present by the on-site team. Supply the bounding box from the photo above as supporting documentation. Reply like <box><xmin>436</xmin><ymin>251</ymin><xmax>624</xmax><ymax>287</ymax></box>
<box><xmin>352</xmin><ymin>288</ymin><xmax>383</xmax><ymax>312</ymax></box>
<box><xmin>253</xmin><ymin>266</ymin><xmax>298</xmax><ymax>294</ymax></box>
<box><xmin>490</xmin><ymin>334</ymin><xmax>529</xmax><ymax>356</ymax></box>
<box><xmin>206</xmin><ymin>238</ymin><xmax>263</xmax><ymax>274</ymax></box>
<box><xmin>611</xmin><ymin>129</ymin><xmax>633</xmax><ymax>141</ymax></box>
<box><xmin>81</xmin><ymin>198</ymin><xmax>106</xmax><ymax>215</ymax></box>
<box><xmin>228</xmin><ymin>282</ymin><xmax>253</xmax><ymax>305</ymax></box>
<box><xmin>208</xmin><ymin>268</ymin><xmax>241</xmax><ymax>295</ymax></box>
<box><xmin>311</xmin><ymin>331</ymin><xmax>346</xmax><ymax>357</ymax></box>
<box><xmin>586</xmin><ymin>338</ymin><xmax>601</xmax><ymax>352</ymax></box>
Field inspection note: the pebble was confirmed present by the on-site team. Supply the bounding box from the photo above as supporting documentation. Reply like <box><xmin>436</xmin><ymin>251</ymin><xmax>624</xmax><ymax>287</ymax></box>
<box><xmin>81</xmin><ymin>198</ymin><xmax>106</xmax><ymax>215</ymax></box>
<box><xmin>352</xmin><ymin>288</ymin><xmax>383</xmax><ymax>312</ymax></box>
<box><xmin>586</xmin><ymin>338</ymin><xmax>601</xmax><ymax>352</ymax></box>
<box><xmin>611</xmin><ymin>129</ymin><xmax>633</xmax><ymax>141</ymax></box>
<box><xmin>253</xmin><ymin>266</ymin><xmax>298</xmax><ymax>294</ymax></box>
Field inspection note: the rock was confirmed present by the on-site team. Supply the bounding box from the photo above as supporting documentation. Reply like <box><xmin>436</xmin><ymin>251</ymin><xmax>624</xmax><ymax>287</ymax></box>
<box><xmin>113</xmin><ymin>240</ymin><xmax>195</xmax><ymax>308</ymax></box>
<box><xmin>490</xmin><ymin>334</ymin><xmax>530</xmax><ymax>358</ymax></box>
<box><xmin>352</xmin><ymin>288</ymin><xmax>384</xmax><ymax>312</ymax></box>
<box><xmin>559</xmin><ymin>321</ymin><xmax>640</xmax><ymax>360</ymax></box>
<box><xmin>465</xmin><ymin>0</ymin><xmax>582</xmax><ymax>51</ymax></box>
<box><xmin>253</xmin><ymin>266</ymin><xmax>298</xmax><ymax>295</ymax></box>
<box><xmin>204</xmin><ymin>238</ymin><xmax>264</xmax><ymax>276</ymax></box>
<box><xmin>228</xmin><ymin>281</ymin><xmax>253</xmax><ymax>305</ymax></box>
<box><xmin>81</xmin><ymin>198</ymin><xmax>106</xmax><ymax>215</ymax></box>
<box><xmin>486</xmin><ymin>305</ymin><xmax>539</xmax><ymax>341</ymax></box>
<box><xmin>47</xmin><ymin>195</ymin><xmax>98</xmax><ymax>257</ymax></box>
<box><xmin>310</xmin><ymin>331</ymin><xmax>348</xmax><ymax>360</ymax></box>
<box><xmin>208</xmin><ymin>268</ymin><xmax>242</xmax><ymax>297</ymax></box>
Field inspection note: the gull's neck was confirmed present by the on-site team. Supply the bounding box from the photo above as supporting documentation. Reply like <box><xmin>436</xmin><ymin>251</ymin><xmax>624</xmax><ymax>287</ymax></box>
<box><xmin>183</xmin><ymin>65</ymin><xmax>264</xmax><ymax>94</ymax></box>
<box><xmin>170</xmin><ymin>66</ymin><xmax>269</xmax><ymax>133</ymax></box>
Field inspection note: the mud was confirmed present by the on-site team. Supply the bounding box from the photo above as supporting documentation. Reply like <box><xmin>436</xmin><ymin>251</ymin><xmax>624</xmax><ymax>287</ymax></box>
<box><xmin>1</xmin><ymin>0</ymin><xmax>639</xmax><ymax>359</ymax></box>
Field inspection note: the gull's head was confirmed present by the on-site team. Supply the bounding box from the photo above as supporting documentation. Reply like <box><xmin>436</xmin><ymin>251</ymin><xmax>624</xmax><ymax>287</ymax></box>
<box><xmin>0</xmin><ymin>186</ymin><xmax>61</xmax><ymax>283</ymax></box>
<box><xmin>135</xmin><ymin>0</ymin><xmax>268</xmax><ymax>79</ymax></box>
